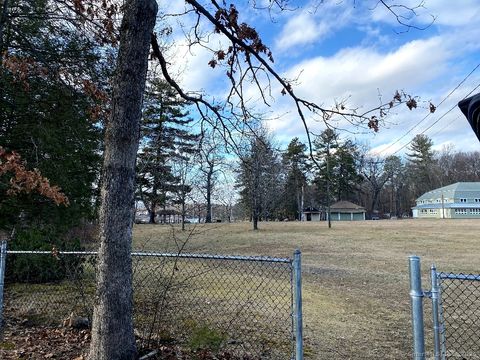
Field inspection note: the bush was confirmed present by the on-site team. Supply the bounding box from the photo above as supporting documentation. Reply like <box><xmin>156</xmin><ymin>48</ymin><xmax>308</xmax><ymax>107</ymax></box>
<box><xmin>6</xmin><ymin>228</ymin><xmax>84</xmax><ymax>283</ymax></box>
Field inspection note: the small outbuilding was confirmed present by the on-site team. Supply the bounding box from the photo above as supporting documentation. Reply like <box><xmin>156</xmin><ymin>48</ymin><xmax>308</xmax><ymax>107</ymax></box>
<box><xmin>301</xmin><ymin>206</ymin><xmax>324</xmax><ymax>221</ymax></box>
<box><xmin>328</xmin><ymin>201</ymin><xmax>366</xmax><ymax>221</ymax></box>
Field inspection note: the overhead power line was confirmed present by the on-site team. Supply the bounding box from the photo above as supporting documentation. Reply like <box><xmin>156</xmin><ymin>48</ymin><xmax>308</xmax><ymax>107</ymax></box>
<box><xmin>392</xmin><ymin>82</ymin><xmax>480</xmax><ymax>155</ymax></box>
<box><xmin>377</xmin><ymin>62</ymin><xmax>480</xmax><ymax>156</ymax></box>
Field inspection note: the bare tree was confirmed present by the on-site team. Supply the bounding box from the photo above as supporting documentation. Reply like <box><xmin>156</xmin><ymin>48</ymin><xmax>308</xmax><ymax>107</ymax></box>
<box><xmin>359</xmin><ymin>156</ymin><xmax>390</xmax><ymax>216</ymax></box>
<box><xmin>198</xmin><ymin>131</ymin><xmax>225</xmax><ymax>223</ymax></box>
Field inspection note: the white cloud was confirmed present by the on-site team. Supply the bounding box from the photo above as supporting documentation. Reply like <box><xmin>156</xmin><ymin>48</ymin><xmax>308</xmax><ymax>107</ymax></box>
<box><xmin>266</xmin><ymin>26</ymin><xmax>480</xmax><ymax>153</ymax></box>
<box><xmin>282</xmin><ymin>35</ymin><xmax>448</xmax><ymax>115</ymax></box>
<box><xmin>275</xmin><ymin>12</ymin><xmax>330</xmax><ymax>51</ymax></box>
<box><xmin>425</xmin><ymin>0</ymin><xmax>480</xmax><ymax>27</ymax></box>
<box><xmin>369</xmin><ymin>0</ymin><xmax>480</xmax><ymax>28</ymax></box>
<box><xmin>155</xmin><ymin>1</ymin><xmax>480</xmax><ymax>155</ymax></box>
<box><xmin>273</xmin><ymin>1</ymin><xmax>353</xmax><ymax>52</ymax></box>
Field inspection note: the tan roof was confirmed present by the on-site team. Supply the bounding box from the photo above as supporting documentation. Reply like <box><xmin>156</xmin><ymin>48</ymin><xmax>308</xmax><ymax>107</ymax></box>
<box><xmin>330</xmin><ymin>201</ymin><xmax>365</xmax><ymax>212</ymax></box>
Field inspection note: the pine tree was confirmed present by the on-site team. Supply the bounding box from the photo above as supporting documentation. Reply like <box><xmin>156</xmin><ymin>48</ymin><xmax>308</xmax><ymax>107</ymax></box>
<box><xmin>313</xmin><ymin>129</ymin><xmax>361</xmax><ymax>205</ymax></box>
<box><xmin>237</xmin><ymin>134</ymin><xmax>283</xmax><ymax>229</ymax></box>
<box><xmin>282</xmin><ymin>137</ymin><xmax>308</xmax><ymax>220</ymax></box>
<box><xmin>406</xmin><ymin>134</ymin><xmax>438</xmax><ymax>197</ymax></box>
<box><xmin>0</xmin><ymin>0</ymin><xmax>105</xmax><ymax>236</ymax></box>
<box><xmin>136</xmin><ymin>78</ymin><xmax>198</xmax><ymax>223</ymax></box>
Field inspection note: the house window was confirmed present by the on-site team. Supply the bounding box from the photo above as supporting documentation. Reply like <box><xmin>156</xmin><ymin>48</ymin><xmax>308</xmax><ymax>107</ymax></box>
<box><xmin>470</xmin><ymin>208</ymin><xmax>480</xmax><ymax>215</ymax></box>
<box><xmin>421</xmin><ymin>209</ymin><xmax>428</xmax><ymax>214</ymax></box>
<box><xmin>455</xmin><ymin>208</ymin><xmax>468</xmax><ymax>215</ymax></box>
<box><xmin>436</xmin><ymin>199</ymin><xmax>441</xmax><ymax>203</ymax></box>
<box><xmin>475</xmin><ymin>198</ymin><xmax>480</xmax><ymax>203</ymax></box>
<box><xmin>460</xmin><ymin>198</ymin><xmax>467</xmax><ymax>203</ymax></box>
<box><xmin>429</xmin><ymin>209</ymin><xmax>438</xmax><ymax>214</ymax></box>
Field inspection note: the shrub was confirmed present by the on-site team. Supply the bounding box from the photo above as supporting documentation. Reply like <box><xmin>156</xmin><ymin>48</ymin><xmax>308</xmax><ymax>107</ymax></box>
<box><xmin>5</xmin><ymin>228</ymin><xmax>83</xmax><ymax>283</ymax></box>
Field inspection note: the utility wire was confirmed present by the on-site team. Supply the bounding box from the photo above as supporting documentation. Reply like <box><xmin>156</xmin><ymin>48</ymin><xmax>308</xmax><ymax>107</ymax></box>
<box><xmin>377</xmin><ymin>62</ymin><xmax>480</xmax><ymax>155</ymax></box>
<box><xmin>429</xmin><ymin>114</ymin><xmax>461</xmax><ymax>138</ymax></box>
<box><xmin>392</xmin><ymin>82</ymin><xmax>480</xmax><ymax>155</ymax></box>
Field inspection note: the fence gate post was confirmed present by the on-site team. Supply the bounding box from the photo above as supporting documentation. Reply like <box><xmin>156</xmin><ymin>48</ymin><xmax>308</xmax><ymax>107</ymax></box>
<box><xmin>409</xmin><ymin>255</ymin><xmax>425</xmax><ymax>360</ymax></box>
<box><xmin>0</xmin><ymin>239</ymin><xmax>7</xmax><ymax>332</ymax></box>
<box><xmin>430</xmin><ymin>264</ymin><xmax>442</xmax><ymax>360</ymax></box>
<box><xmin>293</xmin><ymin>249</ymin><xmax>303</xmax><ymax>360</ymax></box>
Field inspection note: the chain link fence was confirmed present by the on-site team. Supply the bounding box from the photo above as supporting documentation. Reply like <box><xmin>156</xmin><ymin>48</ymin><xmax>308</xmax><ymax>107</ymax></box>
<box><xmin>0</xmin><ymin>246</ymin><xmax>303</xmax><ymax>359</ymax></box>
<box><xmin>409</xmin><ymin>256</ymin><xmax>480</xmax><ymax>360</ymax></box>
<box><xmin>437</xmin><ymin>272</ymin><xmax>480</xmax><ymax>359</ymax></box>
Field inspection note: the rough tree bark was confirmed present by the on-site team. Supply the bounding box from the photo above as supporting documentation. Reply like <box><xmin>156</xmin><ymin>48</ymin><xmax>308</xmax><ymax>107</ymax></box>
<box><xmin>205</xmin><ymin>163</ymin><xmax>213</xmax><ymax>223</ymax></box>
<box><xmin>88</xmin><ymin>1</ymin><xmax>157</xmax><ymax>359</ymax></box>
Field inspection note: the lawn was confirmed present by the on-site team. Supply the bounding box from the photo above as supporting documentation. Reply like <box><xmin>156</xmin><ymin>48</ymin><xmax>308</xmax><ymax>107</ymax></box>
<box><xmin>133</xmin><ymin>219</ymin><xmax>480</xmax><ymax>359</ymax></box>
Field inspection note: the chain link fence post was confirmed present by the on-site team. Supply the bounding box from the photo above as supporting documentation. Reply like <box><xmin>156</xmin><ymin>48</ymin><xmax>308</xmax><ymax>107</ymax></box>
<box><xmin>430</xmin><ymin>264</ymin><xmax>442</xmax><ymax>360</ymax></box>
<box><xmin>409</xmin><ymin>255</ymin><xmax>425</xmax><ymax>360</ymax></box>
<box><xmin>0</xmin><ymin>239</ymin><xmax>7</xmax><ymax>332</ymax></box>
<box><xmin>293</xmin><ymin>249</ymin><xmax>303</xmax><ymax>360</ymax></box>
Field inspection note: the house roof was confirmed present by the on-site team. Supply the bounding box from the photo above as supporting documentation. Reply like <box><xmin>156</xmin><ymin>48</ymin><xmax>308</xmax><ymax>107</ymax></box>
<box><xmin>330</xmin><ymin>201</ymin><xmax>365</xmax><ymax>213</ymax></box>
<box><xmin>416</xmin><ymin>182</ymin><xmax>480</xmax><ymax>202</ymax></box>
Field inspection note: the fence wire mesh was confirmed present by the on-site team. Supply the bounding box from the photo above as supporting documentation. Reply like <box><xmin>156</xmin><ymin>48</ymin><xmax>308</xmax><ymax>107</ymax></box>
<box><xmin>438</xmin><ymin>272</ymin><xmax>480</xmax><ymax>360</ymax></box>
<box><xmin>3</xmin><ymin>251</ymin><xmax>295</xmax><ymax>359</ymax></box>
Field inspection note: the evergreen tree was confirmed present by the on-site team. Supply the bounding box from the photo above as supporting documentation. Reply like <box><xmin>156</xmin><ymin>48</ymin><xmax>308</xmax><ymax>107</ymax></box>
<box><xmin>237</xmin><ymin>133</ymin><xmax>283</xmax><ymax>230</ymax></box>
<box><xmin>136</xmin><ymin>78</ymin><xmax>198</xmax><ymax>223</ymax></box>
<box><xmin>0</xmin><ymin>0</ymin><xmax>105</xmax><ymax>238</ymax></box>
<box><xmin>334</xmin><ymin>139</ymin><xmax>362</xmax><ymax>201</ymax></box>
<box><xmin>313</xmin><ymin>129</ymin><xmax>362</xmax><ymax>207</ymax></box>
<box><xmin>406</xmin><ymin>134</ymin><xmax>438</xmax><ymax>197</ymax></box>
<box><xmin>313</xmin><ymin>129</ymin><xmax>337</xmax><ymax>207</ymax></box>
<box><xmin>282</xmin><ymin>137</ymin><xmax>308</xmax><ymax>220</ymax></box>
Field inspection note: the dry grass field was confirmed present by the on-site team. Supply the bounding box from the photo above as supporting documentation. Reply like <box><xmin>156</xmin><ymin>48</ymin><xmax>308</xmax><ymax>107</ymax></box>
<box><xmin>133</xmin><ymin>219</ymin><xmax>480</xmax><ymax>359</ymax></box>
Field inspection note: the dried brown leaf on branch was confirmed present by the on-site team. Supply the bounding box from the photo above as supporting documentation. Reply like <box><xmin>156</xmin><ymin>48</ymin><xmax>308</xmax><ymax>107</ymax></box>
<box><xmin>70</xmin><ymin>0</ymin><xmax>120</xmax><ymax>45</ymax></box>
<box><xmin>406</xmin><ymin>97</ymin><xmax>418</xmax><ymax>110</ymax></box>
<box><xmin>2</xmin><ymin>53</ymin><xmax>49</xmax><ymax>90</ymax></box>
<box><xmin>368</xmin><ymin>116</ymin><xmax>379</xmax><ymax>132</ymax></box>
<box><xmin>0</xmin><ymin>147</ymin><xmax>69</xmax><ymax>206</ymax></box>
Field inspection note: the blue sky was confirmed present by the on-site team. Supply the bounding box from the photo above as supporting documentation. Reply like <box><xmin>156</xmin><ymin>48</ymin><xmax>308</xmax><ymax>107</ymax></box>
<box><xmin>161</xmin><ymin>0</ymin><xmax>480</xmax><ymax>157</ymax></box>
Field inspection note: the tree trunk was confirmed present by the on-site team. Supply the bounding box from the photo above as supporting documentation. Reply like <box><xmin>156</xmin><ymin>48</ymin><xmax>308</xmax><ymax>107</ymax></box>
<box><xmin>395</xmin><ymin>186</ymin><xmax>403</xmax><ymax>217</ymax></box>
<box><xmin>181</xmin><ymin>195</ymin><xmax>186</xmax><ymax>231</ymax></box>
<box><xmin>88</xmin><ymin>1</ymin><xmax>157</xmax><ymax>359</ymax></box>
<box><xmin>205</xmin><ymin>165</ymin><xmax>213</xmax><ymax>223</ymax></box>
<box><xmin>370</xmin><ymin>188</ymin><xmax>380</xmax><ymax>215</ymax></box>
<box><xmin>149</xmin><ymin>207</ymin><xmax>156</xmax><ymax>224</ymax></box>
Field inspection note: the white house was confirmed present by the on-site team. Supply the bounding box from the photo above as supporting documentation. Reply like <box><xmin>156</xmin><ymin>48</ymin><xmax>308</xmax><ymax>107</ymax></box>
<box><xmin>412</xmin><ymin>182</ymin><xmax>480</xmax><ymax>219</ymax></box>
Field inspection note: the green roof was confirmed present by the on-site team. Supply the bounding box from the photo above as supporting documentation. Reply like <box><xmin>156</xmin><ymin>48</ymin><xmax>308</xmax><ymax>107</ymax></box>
<box><xmin>417</xmin><ymin>182</ymin><xmax>480</xmax><ymax>201</ymax></box>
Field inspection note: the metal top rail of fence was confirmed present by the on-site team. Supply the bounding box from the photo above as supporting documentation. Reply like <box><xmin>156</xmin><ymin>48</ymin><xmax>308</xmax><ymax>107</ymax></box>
<box><xmin>6</xmin><ymin>249</ymin><xmax>293</xmax><ymax>263</ymax></box>
<box><xmin>438</xmin><ymin>272</ymin><xmax>480</xmax><ymax>281</ymax></box>
<box><xmin>0</xmin><ymin>245</ymin><xmax>303</xmax><ymax>360</ymax></box>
